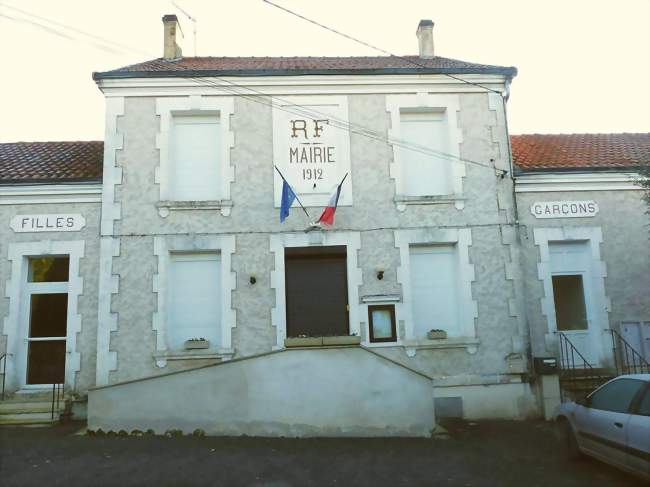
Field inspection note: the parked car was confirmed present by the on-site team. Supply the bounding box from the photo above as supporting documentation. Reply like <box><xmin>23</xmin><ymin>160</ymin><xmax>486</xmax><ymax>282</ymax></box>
<box><xmin>555</xmin><ymin>374</ymin><xmax>650</xmax><ymax>480</ymax></box>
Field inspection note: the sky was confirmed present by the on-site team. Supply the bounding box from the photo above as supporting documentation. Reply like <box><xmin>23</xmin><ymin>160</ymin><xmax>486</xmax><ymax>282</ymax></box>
<box><xmin>0</xmin><ymin>0</ymin><xmax>649</xmax><ymax>142</ymax></box>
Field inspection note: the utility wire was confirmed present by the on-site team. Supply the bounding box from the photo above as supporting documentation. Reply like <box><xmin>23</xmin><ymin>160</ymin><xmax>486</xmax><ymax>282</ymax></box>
<box><xmin>1</xmin><ymin>3</ymin><xmax>506</xmax><ymax>175</ymax></box>
<box><xmin>0</xmin><ymin>2</ymin><xmax>149</xmax><ymax>56</ymax></box>
<box><xmin>262</xmin><ymin>0</ymin><xmax>505</xmax><ymax>95</ymax></box>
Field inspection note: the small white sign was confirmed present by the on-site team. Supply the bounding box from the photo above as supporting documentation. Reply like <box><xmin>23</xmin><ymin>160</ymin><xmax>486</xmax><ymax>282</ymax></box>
<box><xmin>530</xmin><ymin>201</ymin><xmax>599</xmax><ymax>219</ymax></box>
<box><xmin>11</xmin><ymin>214</ymin><xmax>86</xmax><ymax>233</ymax></box>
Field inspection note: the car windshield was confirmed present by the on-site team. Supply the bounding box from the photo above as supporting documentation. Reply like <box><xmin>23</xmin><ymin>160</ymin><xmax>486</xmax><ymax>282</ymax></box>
<box><xmin>589</xmin><ymin>378</ymin><xmax>646</xmax><ymax>413</ymax></box>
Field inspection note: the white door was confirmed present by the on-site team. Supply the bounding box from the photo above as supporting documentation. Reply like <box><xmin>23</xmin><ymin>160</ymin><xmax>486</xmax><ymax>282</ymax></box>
<box><xmin>17</xmin><ymin>256</ymin><xmax>70</xmax><ymax>388</ymax></box>
<box><xmin>550</xmin><ymin>242</ymin><xmax>601</xmax><ymax>366</ymax></box>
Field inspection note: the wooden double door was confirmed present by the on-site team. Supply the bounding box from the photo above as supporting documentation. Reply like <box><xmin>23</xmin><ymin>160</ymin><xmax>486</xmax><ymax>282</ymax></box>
<box><xmin>285</xmin><ymin>246</ymin><xmax>349</xmax><ymax>337</ymax></box>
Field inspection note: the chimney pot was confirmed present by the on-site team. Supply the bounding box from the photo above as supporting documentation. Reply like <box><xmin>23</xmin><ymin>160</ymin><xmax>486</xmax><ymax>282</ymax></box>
<box><xmin>416</xmin><ymin>19</ymin><xmax>434</xmax><ymax>59</ymax></box>
<box><xmin>162</xmin><ymin>14</ymin><xmax>183</xmax><ymax>60</ymax></box>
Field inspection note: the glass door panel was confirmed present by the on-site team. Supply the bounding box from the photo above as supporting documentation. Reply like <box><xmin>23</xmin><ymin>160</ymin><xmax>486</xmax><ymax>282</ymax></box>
<box><xmin>26</xmin><ymin>293</ymin><xmax>67</xmax><ymax>385</ymax></box>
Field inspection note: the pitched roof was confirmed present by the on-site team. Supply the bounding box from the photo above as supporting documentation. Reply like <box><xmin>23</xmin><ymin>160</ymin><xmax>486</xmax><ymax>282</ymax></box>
<box><xmin>511</xmin><ymin>133</ymin><xmax>650</xmax><ymax>171</ymax></box>
<box><xmin>0</xmin><ymin>141</ymin><xmax>104</xmax><ymax>184</ymax></box>
<box><xmin>93</xmin><ymin>55</ymin><xmax>517</xmax><ymax>80</ymax></box>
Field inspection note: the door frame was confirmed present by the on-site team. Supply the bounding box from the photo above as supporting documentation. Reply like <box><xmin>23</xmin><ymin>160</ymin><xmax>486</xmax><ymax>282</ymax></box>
<box><xmin>4</xmin><ymin>240</ymin><xmax>85</xmax><ymax>392</ymax></box>
<box><xmin>270</xmin><ymin>232</ymin><xmax>362</xmax><ymax>349</ymax></box>
<box><xmin>19</xmin><ymin>276</ymin><xmax>69</xmax><ymax>389</ymax></box>
<box><xmin>534</xmin><ymin>227</ymin><xmax>611</xmax><ymax>368</ymax></box>
<box><xmin>549</xmin><ymin>269</ymin><xmax>599</xmax><ymax>366</ymax></box>
<box><xmin>284</xmin><ymin>246</ymin><xmax>350</xmax><ymax>338</ymax></box>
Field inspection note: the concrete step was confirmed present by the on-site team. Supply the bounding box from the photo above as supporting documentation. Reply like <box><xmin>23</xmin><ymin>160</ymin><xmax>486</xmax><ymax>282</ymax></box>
<box><xmin>0</xmin><ymin>410</ymin><xmax>60</xmax><ymax>422</ymax></box>
<box><xmin>0</xmin><ymin>416</ymin><xmax>59</xmax><ymax>427</ymax></box>
<box><xmin>0</xmin><ymin>401</ymin><xmax>60</xmax><ymax>414</ymax></box>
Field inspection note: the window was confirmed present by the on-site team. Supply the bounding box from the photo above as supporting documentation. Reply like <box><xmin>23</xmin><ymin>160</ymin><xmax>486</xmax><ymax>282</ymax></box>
<box><xmin>170</xmin><ymin>114</ymin><xmax>221</xmax><ymax>201</ymax></box>
<box><xmin>589</xmin><ymin>378</ymin><xmax>646</xmax><ymax>413</ymax></box>
<box><xmin>28</xmin><ymin>256</ymin><xmax>69</xmax><ymax>282</ymax></box>
<box><xmin>409</xmin><ymin>245</ymin><xmax>459</xmax><ymax>338</ymax></box>
<box><xmin>637</xmin><ymin>387</ymin><xmax>650</xmax><ymax>416</ymax></box>
<box><xmin>368</xmin><ymin>305</ymin><xmax>397</xmax><ymax>343</ymax></box>
<box><xmin>168</xmin><ymin>253</ymin><xmax>221</xmax><ymax>349</ymax></box>
<box><xmin>399</xmin><ymin>110</ymin><xmax>451</xmax><ymax>196</ymax></box>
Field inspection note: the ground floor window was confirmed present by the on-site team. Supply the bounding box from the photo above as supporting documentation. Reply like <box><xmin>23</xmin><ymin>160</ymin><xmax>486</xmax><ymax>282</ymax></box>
<box><xmin>409</xmin><ymin>244</ymin><xmax>460</xmax><ymax>338</ymax></box>
<box><xmin>167</xmin><ymin>252</ymin><xmax>222</xmax><ymax>349</ymax></box>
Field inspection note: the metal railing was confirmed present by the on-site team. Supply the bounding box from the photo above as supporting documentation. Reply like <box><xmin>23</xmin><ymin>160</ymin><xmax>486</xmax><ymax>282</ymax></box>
<box><xmin>609</xmin><ymin>328</ymin><xmax>650</xmax><ymax>376</ymax></box>
<box><xmin>0</xmin><ymin>354</ymin><xmax>6</xmax><ymax>401</ymax></box>
<box><xmin>556</xmin><ymin>331</ymin><xmax>610</xmax><ymax>402</ymax></box>
<box><xmin>51</xmin><ymin>383</ymin><xmax>64</xmax><ymax>421</ymax></box>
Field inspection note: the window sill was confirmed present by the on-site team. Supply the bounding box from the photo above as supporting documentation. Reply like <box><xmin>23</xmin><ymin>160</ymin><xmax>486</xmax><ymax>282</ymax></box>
<box><xmin>153</xmin><ymin>348</ymin><xmax>234</xmax><ymax>367</ymax></box>
<box><xmin>401</xmin><ymin>337</ymin><xmax>479</xmax><ymax>356</ymax></box>
<box><xmin>157</xmin><ymin>200</ymin><xmax>233</xmax><ymax>217</ymax></box>
<box><xmin>394</xmin><ymin>194</ymin><xmax>465</xmax><ymax>211</ymax></box>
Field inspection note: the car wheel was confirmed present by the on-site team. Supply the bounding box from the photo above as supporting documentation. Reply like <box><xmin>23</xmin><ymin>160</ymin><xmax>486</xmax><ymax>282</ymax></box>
<box><xmin>558</xmin><ymin>419</ymin><xmax>582</xmax><ymax>461</ymax></box>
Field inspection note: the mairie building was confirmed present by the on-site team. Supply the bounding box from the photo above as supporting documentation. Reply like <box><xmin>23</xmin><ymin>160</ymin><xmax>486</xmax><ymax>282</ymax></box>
<box><xmin>0</xmin><ymin>15</ymin><xmax>648</xmax><ymax>435</ymax></box>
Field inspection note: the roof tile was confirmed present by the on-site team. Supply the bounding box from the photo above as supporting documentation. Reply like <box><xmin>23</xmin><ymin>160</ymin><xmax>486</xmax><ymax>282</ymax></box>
<box><xmin>93</xmin><ymin>55</ymin><xmax>517</xmax><ymax>79</ymax></box>
<box><xmin>0</xmin><ymin>141</ymin><xmax>103</xmax><ymax>183</ymax></box>
<box><xmin>511</xmin><ymin>133</ymin><xmax>650</xmax><ymax>171</ymax></box>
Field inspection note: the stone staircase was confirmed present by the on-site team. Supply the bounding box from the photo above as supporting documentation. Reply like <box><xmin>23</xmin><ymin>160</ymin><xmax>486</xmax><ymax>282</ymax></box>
<box><xmin>0</xmin><ymin>390</ymin><xmax>67</xmax><ymax>427</ymax></box>
<box><xmin>559</xmin><ymin>367</ymin><xmax>614</xmax><ymax>401</ymax></box>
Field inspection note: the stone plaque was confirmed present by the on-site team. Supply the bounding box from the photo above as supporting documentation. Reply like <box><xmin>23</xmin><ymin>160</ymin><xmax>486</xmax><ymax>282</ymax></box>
<box><xmin>11</xmin><ymin>214</ymin><xmax>86</xmax><ymax>232</ymax></box>
<box><xmin>530</xmin><ymin>201</ymin><xmax>599</xmax><ymax>219</ymax></box>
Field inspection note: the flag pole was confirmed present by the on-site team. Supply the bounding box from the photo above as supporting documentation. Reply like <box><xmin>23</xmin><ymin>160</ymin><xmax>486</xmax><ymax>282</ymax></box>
<box><xmin>274</xmin><ymin>165</ymin><xmax>314</xmax><ymax>223</ymax></box>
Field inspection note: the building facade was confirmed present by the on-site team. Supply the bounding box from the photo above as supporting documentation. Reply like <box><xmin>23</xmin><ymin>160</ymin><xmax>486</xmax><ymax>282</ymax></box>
<box><xmin>1</xmin><ymin>16</ymin><xmax>648</xmax><ymax>434</ymax></box>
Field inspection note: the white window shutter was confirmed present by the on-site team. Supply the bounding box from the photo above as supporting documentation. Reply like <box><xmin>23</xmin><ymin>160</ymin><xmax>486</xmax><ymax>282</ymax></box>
<box><xmin>168</xmin><ymin>253</ymin><xmax>222</xmax><ymax>349</ymax></box>
<box><xmin>170</xmin><ymin>115</ymin><xmax>221</xmax><ymax>201</ymax></box>
<box><xmin>409</xmin><ymin>245</ymin><xmax>460</xmax><ymax>337</ymax></box>
<box><xmin>399</xmin><ymin>111</ymin><xmax>451</xmax><ymax>196</ymax></box>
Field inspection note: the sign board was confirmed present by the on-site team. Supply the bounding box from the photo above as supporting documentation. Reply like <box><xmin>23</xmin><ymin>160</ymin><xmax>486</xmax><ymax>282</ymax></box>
<box><xmin>530</xmin><ymin>201</ymin><xmax>599</xmax><ymax>219</ymax></box>
<box><xmin>11</xmin><ymin>214</ymin><xmax>86</xmax><ymax>233</ymax></box>
<box><xmin>273</xmin><ymin>96</ymin><xmax>352</xmax><ymax>208</ymax></box>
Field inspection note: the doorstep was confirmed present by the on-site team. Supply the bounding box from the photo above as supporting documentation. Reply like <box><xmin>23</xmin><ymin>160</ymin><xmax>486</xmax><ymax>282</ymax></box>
<box><xmin>285</xmin><ymin>336</ymin><xmax>362</xmax><ymax>348</ymax></box>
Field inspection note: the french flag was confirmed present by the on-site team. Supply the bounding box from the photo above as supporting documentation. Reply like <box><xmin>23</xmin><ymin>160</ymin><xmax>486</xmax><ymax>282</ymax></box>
<box><xmin>317</xmin><ymin>174</ymin><xmax>347</xmax><ymax>226</ymax></box>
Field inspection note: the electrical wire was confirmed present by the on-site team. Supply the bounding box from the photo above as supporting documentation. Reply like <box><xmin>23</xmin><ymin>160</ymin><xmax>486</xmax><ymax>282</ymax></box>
<box><xmin>261</xmin><ymin>0</ymin><xmax>505</xmax><ymax>95</ymax></box>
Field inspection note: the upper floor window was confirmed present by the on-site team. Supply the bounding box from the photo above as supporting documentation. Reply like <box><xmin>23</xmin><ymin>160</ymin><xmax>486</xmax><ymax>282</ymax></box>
<box><xmin>387</xmin><ymin>94</ymin><xmax>464</xmax><ymax>210</ymax></box>
<box><xmin>156</xmin><ymin>96</ymin><xmax>235</xmax><ymax>215</ymax></box>
<box><xmin>170</xmin><ymin>114</ymin><xmax>221</xmax><ymax>201</ymax></box>
<box><xmin>399</xmin><ymin>110</ymin><xmax>452</xmax><ymax>196</ymax></box>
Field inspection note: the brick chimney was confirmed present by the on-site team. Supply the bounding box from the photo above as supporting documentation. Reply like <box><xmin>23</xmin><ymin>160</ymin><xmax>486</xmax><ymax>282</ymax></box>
<box><xmin>162</xmin><ymin>14</ymin><xmax>183</xmax><ymax>60</ymax></box>
<box><xmin>416</xmin><ymin>20</ymin><xmax>434</xmax><ymax>58</ymax></box>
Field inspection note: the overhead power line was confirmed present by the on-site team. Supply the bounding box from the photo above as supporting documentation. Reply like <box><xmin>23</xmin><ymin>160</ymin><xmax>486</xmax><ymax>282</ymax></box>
<box><xmin>261</xmin><ymin>0</ymin><xmax>504</xmax><ymax>95</ymax></box>
<box><xmin>0</xmin><ymin>3</ymin><xmax>507</xmax><ymax>175</ymax></box>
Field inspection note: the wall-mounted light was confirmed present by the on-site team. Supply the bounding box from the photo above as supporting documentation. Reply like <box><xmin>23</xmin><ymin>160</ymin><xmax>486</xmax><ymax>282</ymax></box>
<box><xmin>249</xmin><ymin>276</ymin><xmax>257</xmax><ymax>285</ymax></box>
<box><xmin>376</xmin><ymin>269</ymin><xmax>384</xmax><ymax>280</ymax></box>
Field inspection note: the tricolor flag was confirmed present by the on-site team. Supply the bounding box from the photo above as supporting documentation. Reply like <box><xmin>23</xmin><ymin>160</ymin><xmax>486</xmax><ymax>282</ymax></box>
<box><xmin>317</xmin><ymin>174</ymin><xmax>348</xmax><ymax>226</ymax></box>
<box><xmin>280</xmin><ymin>178</ymin><xmax>297</xmax><ymax>223</ymax></box>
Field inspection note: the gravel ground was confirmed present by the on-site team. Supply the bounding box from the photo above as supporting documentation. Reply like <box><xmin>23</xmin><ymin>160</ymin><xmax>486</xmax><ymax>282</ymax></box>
<box><xmin>0</xmin><ymin>419</ymin><xmax>641</xmax><ymax>487</ymax></box>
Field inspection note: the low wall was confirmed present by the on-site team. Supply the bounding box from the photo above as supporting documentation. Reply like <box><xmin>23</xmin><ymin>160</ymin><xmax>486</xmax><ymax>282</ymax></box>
<box><xmin>435</xmin><ymin>382</ymin><xmax>538</xmax><ymax>419</ymax></box>
<box><xmin>88</xmin><ymin>347</ymin><xmax>435</xmax><ymax>437</ymax></box>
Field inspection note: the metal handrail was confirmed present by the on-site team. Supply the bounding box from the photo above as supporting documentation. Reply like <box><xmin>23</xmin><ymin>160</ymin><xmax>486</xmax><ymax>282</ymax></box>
<box><xmin>51</xmin><ymin>383</ymin><xmax>64</xmax><ymax>421</ymax></box>
<box><xmin>608</xmin><ymin>328</ymin><xmax>650</xmax><ymax>375</ymax></box>
<box><xmin>0</xmin><ymin>354</ymin><xmax>6</xmax><ymax>401</ymax></box>
<box><xmin>556</xmin><ymin>331</ymin><xmax>609</xmax><ymax>402</ymax></box>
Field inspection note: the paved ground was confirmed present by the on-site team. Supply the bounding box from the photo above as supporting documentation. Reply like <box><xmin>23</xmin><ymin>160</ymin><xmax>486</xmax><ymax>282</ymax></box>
<box><xmin>0</xmin><ymin>420</ymin><xmax>641</xmax><ymax>487</ymax></box>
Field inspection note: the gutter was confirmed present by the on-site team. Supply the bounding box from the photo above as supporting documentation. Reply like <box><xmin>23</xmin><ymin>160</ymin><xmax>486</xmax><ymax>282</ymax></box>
<box><xmin>93</xmin><ymin>66</ymin><xmax>518</xmax><ymax>81</ymax></box>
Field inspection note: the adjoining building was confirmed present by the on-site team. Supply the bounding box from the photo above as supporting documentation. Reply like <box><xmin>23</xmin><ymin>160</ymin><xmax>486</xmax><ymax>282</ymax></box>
<box><xmin>512</xmin><ymin>133</ymin><xmax>650</xmax><ymax>418</ymax></box>
<box><xmin>0</xmin><ymin>15</ymin><xmax>647</xmax><ymax>434</ymax></box>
